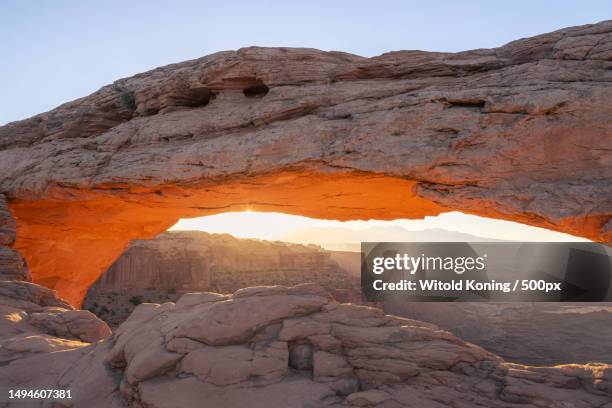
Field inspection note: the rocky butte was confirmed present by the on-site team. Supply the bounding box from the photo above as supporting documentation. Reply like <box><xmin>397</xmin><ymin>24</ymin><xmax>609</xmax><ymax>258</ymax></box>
<box><xmin>89</xmin><ymin>231</ymin><xmax>354</xmax><ymax>294</ymax></box>
<box><xmin>0</xmin><ymin>21</ymin><xmax>611</xmax><ymax>306</ymax></box>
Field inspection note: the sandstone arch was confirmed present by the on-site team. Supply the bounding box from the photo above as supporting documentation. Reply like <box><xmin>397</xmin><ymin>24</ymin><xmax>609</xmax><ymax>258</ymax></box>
<box><xmin>1</xmin><ymin>21</ymin><xmax>611</xmax><ymax>305</ymax></box>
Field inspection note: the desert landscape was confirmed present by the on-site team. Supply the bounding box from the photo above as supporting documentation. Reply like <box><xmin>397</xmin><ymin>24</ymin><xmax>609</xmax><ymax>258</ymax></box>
<box><xmin>83</xmin><ymin>231</ymin><xmax>612</xmax><ymax>367</ymax></box>
<box><xmin>0</xmin><ymin>18</ymin><xmax>611</xmax><ymax>407</ymax></box>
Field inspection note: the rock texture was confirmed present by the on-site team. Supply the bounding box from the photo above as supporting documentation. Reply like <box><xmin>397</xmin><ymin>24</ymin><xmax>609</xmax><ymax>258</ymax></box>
<box><xmin>93</xmin><ymin>231</ymin><xmax>354</xmax><ymax>292</ymax></box>
<box><xmin>392</xmin><ymin>302</ymin><xmax>612</xmax><ymax>366</ymax></box>
<box><xmin>2</xmin><ymin>283</ymin><xmax>611</xmax><ymax>407</ymax></box>
<box><xmin>0</xmin><ymin>194</ymin><xmax>30</xmax><ymax>281</ymax></box>
<box><xmin>83</xmin><ymin>231</ymin><xmax>358</xmax><ymax>326</ymax></box>
<box><xmin>0</xmin><ymin>21</ymin><xmax>610</xmax><ymax>304</ymax></box>
<box><xmin>0</xmin><ymin>280</ymin><xmax>110</xmax><ymax>362</ymax></box>
<box><xmin>82</xmin><ymin>232</ymin><xmax>612</xmax><ymax>367</ymax></box>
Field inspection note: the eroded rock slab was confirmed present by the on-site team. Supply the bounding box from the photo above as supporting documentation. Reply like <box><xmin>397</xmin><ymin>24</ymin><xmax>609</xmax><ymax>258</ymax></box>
<box><xmin>0</xmin><ymin>280</ymin><xmax>110</xmax><ymax>352</ymax></box>
<box><xmin>3</xmin><ymin>284</ymin><xmax>608</xmax><ymax>408</ymax></box>
<box><xmin>395</xmin><ymin>302</ymin><xmax>612</xmax><ymax>366</ymax></box>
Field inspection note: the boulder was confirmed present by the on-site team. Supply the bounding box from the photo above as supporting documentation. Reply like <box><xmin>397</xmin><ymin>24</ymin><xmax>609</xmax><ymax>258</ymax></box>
<box><xmin>29</xmin><ymin>309</ymin><xmax>112</xmax><ymax>342</ymax></box>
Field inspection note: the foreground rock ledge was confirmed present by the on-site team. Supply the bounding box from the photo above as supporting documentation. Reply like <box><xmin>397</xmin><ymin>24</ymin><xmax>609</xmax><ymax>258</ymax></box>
<box><xmin>1</xmin><ymin>21</ymin><xmax>612</xmax><ymax>304</ymax></box>
<box><xmin>0</xmin><ymin>280</ymin><xmax>110</xmax><ymax>353</ymax></box>
<box><xmin>1</xmin><ymin>282</ymin><xmax>610</xmax><ymax>407</ymax></box>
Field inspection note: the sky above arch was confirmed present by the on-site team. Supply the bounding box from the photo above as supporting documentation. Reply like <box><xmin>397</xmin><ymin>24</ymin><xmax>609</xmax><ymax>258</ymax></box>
<box><xmin>1</xmin><ymin>1</ymin><xmax>611</xmax><ymax>125</ymax></box>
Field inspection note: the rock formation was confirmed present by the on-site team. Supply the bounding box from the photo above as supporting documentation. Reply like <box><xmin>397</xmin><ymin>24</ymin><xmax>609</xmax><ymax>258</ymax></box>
<box><xmin>83</xmin><ymin>231</ymin><xmax>358</xmax><ymax>326</ymax></box>
<box><xmin>392</xmin><ymin>302</ymin><xmax>612</xmax><ymax>366</ymax></box>
<box><xmin>0</xmin><ymin>194</ymin><xmax>30</xmax><ymax>282</ymax></box>
<box><xmin>91</xmin><ymin>231</ymin><xmax>354</xmax><ymax>292</ymax></box>
<box><xmin>1</xmin><ymin>282</ymin><xmax>611</xmax><ymax>407</ymax></box>
<box><xmin>0</xmin><ymin>191</ymin><xmax>111</xmax><ymax>362</ymax></box>
<box><xmin>83</xmin><ymin>232</ymin><xmax>612</xmax><ymax>366</ymax></box>
<box><xmin>0</xmin><ymin>21</ymin><xmax>610</xmax><ymax>304</ymax></box>
<box><xmin>0</xmin><ymin>280</ymin><xmax>110</xmax><ymax>358</ymax></box>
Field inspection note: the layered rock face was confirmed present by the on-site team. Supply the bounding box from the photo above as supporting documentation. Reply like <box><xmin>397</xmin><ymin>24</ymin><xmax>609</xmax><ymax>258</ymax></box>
<box><xmin>1</xmin><ymin>21</ymin><xmax>611</xmax><ymax>304</ymax></box>
<box><xmin>92</xmin><ymin>231</ymin><xmax>353</xmax><ymax>292</ymax></box>
<box><xmin>0</xmin><ymin>194</ymin><xmax>30</xmax><ymax>282</ymax></box>
<box><xmin>2</xmin><ymin>283</ymin><xmax>611</xmax><ymax>407</ymax></box>
<box><xmin>83</xmin><ymin>231</ymin><xmax>358</xmax><ymax>326</ymax></box>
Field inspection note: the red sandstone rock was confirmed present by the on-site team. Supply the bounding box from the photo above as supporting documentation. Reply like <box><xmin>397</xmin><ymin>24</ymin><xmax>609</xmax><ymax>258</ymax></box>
<box><xmin>84</xmin><ymin>232</ymin><xmax>612</xmax><ymax>366</ymax></box>
<box><xmin>0</xmin><ymin>247</ymin><xmax>30</xmax><ymax>281</ymax></box>
<box><xmin>0</xmin><ymin>280</ymin><xmax>70</xmax><ymax>311</ymax></box>
<box><xmin>0</xmin><ymin>22</ymin><xmax>610</xmax><ymax>304</ymax></box>
<box><xmin>394</xmin><ymin>301</ymin><xmax>612</xmax><ymax>366</ymax></box>
<box><xmin>29</xmin><ymin>309</ymin><xmax>111</xmax><ymax>343</ymax></box>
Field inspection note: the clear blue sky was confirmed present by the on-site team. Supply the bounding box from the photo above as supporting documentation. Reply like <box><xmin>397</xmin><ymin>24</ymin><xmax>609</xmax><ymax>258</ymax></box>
<box><xmin>1</xmin><ymin>1</ymin><xmax>611</xmax><ymax>125</ymax></box>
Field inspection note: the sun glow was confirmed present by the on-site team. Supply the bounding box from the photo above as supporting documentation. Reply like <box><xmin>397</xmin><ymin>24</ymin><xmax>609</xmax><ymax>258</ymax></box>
<box><xmin>169</xmin><ymin>211</ymin><xmax>589</xmax><ymax>250</ymax></box>
<box><xmin>171</xmin><ymin>211</ymin><xmax>327</xmax><ymax>241</ymax></box>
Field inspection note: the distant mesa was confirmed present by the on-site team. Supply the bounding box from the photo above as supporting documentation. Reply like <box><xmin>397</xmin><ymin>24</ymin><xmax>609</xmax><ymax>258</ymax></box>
<box><xmin>83</xmin><ymin>231</ymin><xmax>362</xmax><ymax>327</ymax></box>
<box><xmin>281</xmin><ymin>226</ymin><xmax>502</xmax><ymax>251</ymax></box>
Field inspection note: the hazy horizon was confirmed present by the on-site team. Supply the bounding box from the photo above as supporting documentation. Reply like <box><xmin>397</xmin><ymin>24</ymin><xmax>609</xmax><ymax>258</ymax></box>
<box><xmin>169</xmin><ymin>211</ymin><xmax>590</xmax><ymax>251</ymax></box>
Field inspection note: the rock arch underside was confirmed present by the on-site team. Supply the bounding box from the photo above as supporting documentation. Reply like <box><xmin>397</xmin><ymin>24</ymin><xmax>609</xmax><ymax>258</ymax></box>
<box><xmin>1</xmin><ymin>21</ymin><xmax>612</xmax><ymax>307</ymax></box>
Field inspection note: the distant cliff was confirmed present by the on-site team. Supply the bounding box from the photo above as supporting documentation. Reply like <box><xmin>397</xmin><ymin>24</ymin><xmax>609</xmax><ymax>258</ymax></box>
<box><xmin>83</xmin><ymin>231</ymin><xmax>612</xmax><ymax>367</ymax></box>
<box><xmin>91</xmin><ymin>231</ymin><xmax>355</xmax><ymax>292</ymax></box>
<box><xmin>84</xmin><ymin>231</ymin><xmax>360</xmax><ymax>326</ymax></box>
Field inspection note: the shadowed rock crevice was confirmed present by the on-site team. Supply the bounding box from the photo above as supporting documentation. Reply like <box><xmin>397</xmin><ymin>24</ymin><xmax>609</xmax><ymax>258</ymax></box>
<box><xmin>135</xmin><ymin>84</ymin><xmax>213</xmax><ymax>116</ymax></box>
<box><xmin>243</xmin><ymin>80</ymin><xmax>270</xmax><ymax>98</ymax></box>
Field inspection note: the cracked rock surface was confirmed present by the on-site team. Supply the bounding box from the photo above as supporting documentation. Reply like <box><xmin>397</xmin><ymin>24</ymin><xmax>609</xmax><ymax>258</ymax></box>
<box><xmin>1</xmin><ymin>283</ymin><xmax>610</xmax><ymax>407</ymax></box>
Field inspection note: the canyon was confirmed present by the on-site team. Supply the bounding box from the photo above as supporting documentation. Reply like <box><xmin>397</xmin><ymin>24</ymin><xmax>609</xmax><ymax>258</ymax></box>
<box><xmin>83</xmin><ymin>231</ymin><xmax>359</xmax><ymax>327</ymax></box>
<box><xmin>83</xmin><ymin>231</ymin><xmax>612</xmax><ymax>367</ymax></box>
<box><xmin>0</xmin><ymin>21</ymin><xmax>611</xmax><ymax>305</ymax></box>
